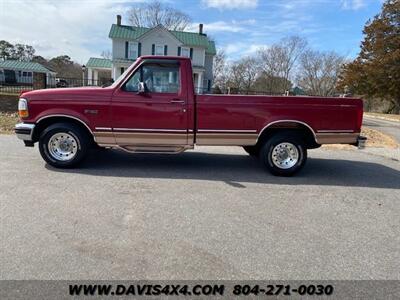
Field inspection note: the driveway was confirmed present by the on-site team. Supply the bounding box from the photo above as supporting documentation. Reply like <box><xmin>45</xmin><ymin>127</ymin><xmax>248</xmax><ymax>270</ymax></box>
<box><xmin>363</xmin><ymin>116</ymin><xmax>400</xmax><ymax>143</ymax></box>
<box><xmin>0</xmin><ymin>135</ymin><xmax>399</xmax><ymax>280</ymax></box>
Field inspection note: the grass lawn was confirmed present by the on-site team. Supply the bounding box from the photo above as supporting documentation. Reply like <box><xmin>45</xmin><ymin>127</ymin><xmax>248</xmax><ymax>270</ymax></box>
<box><xmin>0</xmin><ymin>112</ymin><xmax>19</xmax><ymax>134</ymax></box>
<box><xmin>361</xmin><ymin>127</ymin><xmax>398</xmax><ymax>148</ymax></box>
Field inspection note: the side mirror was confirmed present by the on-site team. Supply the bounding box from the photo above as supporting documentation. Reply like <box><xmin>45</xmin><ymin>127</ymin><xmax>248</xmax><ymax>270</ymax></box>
<box><xmin>137</xmin><ymin>82</ymin><xmax>146</xmax><ymax>95</ymax></box>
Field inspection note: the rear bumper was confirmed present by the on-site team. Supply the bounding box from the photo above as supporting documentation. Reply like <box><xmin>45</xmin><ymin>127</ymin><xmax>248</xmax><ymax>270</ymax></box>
<box><xmin>356</xmin><ymin>136</ymin><xmax>367</xmax><ymax>149</ymax></box>
<box><xmin>15</xmin><ymin>123</ymin><xmax>35</xmax><ymax>142</ymax></box>
<box><xmin>315</xmin><ymin>132</ymin><xmax>367</xmax><ymax>149</ymax></box>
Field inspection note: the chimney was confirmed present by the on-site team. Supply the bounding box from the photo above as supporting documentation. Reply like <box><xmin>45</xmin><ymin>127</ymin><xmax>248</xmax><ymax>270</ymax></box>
<box><xmin>199</xmin><ymin>23</ymin><xmax>203</xmax><ymax>35</ymax></box>
<box><xmin>117</xmin><ymin>15</ymin><xmax>121</xmax><ymax>26</ymax></box>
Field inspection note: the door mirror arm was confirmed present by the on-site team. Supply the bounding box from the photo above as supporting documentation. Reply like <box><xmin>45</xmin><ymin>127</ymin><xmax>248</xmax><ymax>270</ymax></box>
<box><xmin>137</xmin><ymin>82</ymin><xmax>147</xmax><ymax>95</ymax></box>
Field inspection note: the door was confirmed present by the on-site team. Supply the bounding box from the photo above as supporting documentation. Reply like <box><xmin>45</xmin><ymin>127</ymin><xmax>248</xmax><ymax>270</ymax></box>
<box><xmin>111</xmin><ymin>61</ymin><xmax>188</xmax><ymax>146</ymax></box>
<box><xmin>4</xmin><ymin>69</ymin><xmax>16</xmax><ymax>84</ymax></box>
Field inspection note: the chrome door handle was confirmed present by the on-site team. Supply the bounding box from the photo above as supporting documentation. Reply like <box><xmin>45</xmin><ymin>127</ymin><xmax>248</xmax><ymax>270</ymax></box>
<box><xmin>170</xmin><ymin>99</ymin><xmax>185</xmax><ymax>104</ymax></box>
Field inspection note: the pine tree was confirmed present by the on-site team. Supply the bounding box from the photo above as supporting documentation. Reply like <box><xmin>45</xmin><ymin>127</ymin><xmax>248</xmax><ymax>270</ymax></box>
<box><xmin>339</xmin><ymin>0</ymin><xmax>400</xmax><ymax>113</ymax></box>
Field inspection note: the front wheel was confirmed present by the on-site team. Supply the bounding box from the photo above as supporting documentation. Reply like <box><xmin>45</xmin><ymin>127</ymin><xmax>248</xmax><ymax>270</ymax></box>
<box><xmin>39</xmin><ymin>123</ymin><xmax>89</xmax><ymax>168</ymax></box>
<box><xmin>259</xmin><ymin>132</ymin><xmax>307</xmax><ymax>176</ymax></box>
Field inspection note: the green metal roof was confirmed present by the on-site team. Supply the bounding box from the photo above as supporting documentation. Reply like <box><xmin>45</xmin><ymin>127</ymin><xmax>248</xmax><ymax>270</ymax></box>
<box><xmin>109</xmin><ymin>25</ymin><xmax>151</xmax><ymax>40</ymax></box>
<box><xmin>170</xmin><ymin>30</ymin><xmax>215</xmax><ymax>54</ymax></box>
<box><xmin>109</xmin><ymin>24</ymin><xmax>216</xmax><ymax>55</ymax></box>
<box><xmin>112</xmin><ymin>58</ymin><xmax>135</xmax><ymax>64</ymax></box>
<box><xmin>86</xmin><ymin>57</ymin><xmax>112</xmax><ymax>69</ymax></box>
<box><xmin>206</xmin><ymin>40</ymin><xmax>216</xmax><ymax>56</ymax></box>
<box><xmin>0</xmin><ymin>60</ymin><xmax>53</xmax><ymax>73</ymax></box>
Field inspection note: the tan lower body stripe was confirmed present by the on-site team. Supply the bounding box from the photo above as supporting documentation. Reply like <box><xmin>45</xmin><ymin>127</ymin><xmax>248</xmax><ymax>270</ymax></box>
<box><xmin>196</xmin><ymin>133</ymin><xmax>258</xmax><ymax>146</ymax></box>
<box><xmin>315</xmin><ymin>133</ymin><xmax>359</xmax><ymax>144</ymax></box>
<box><xmin>94</xmin><ymin>130</ymin><xmax>258</xmax><ymax>146</ymax></box>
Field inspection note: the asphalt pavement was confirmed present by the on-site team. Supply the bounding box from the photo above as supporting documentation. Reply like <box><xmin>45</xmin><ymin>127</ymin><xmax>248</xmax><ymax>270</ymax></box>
<box><xmin>363</xmin><ymin>116</ymin><xmax>400</xmax><ymax>143</ymax></box>
<box><xmin>0</xmin><ymin>135</ymin><xmax>399</xmax><ymax>280</ymax></box>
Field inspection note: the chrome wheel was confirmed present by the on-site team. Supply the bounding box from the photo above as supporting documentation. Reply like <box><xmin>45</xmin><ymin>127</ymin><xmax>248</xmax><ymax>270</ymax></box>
<box><xmin>47</xmin><ymin>132</ymin><xmax>78</xmax><ymax>161</ymax></box>
<box><xmin>271</xmin><ymin>142</ymin><xmax>299</xmax><ymax>169</ymax></box>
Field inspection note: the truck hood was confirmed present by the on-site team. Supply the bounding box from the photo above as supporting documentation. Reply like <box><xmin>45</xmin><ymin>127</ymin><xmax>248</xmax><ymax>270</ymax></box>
<box><xmin>21</xmin><ymin>86</ymin><xmax>114</xmax><ymax>101</ymax></box>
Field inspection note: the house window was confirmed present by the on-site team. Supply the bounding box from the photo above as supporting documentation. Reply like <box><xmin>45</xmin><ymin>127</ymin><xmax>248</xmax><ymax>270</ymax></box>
<box><xmin>155</xmin><ymin>44</ymin><xmax>164</xmax><ymax>56</ymax></box>
<box><xmin>181</xmin><ymin>47</ymin><xmax>190</xmax><ymax>58</ymax></box>
<box><xmin>128</xmin><ymin>42</ymin><xmax>138</xmax><ymax>59</ymax></box>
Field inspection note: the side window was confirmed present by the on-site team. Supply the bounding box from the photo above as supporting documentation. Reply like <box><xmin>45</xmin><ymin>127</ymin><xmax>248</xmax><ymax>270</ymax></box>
<box><xmin>142</xmin><ymin>63</ymin><xmax>180</xmax><ymax>93</ymax></box>
<box><xmin>155</xmin><ymin>45</ymin><xmax>164</xmax><ymax>56</ymax></box>
<box><xmin>181</xmin><ymin>47</ymin><xmax>190</xmax><ymax>58</ymax></box>
<box><xmin>123</xmin><ymin>67</ymin><xmax>141</xmax><ymax>92</ymax></box>
<box><xmin>122</xmin><ymin>63</ymin><xmax>180</xmax><ymax>94</ymax></box>
<box><xmin>128</xmin><ymin>42</ymin><xmax>138</xmax><ymax>59</ymax></box>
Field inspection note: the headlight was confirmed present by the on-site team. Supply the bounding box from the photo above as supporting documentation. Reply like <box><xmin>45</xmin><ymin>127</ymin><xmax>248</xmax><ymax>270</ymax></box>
<box><xmin>18</xmin><ymin>98</ymin><xmax>29</xmax><ymax>118</ymax></box>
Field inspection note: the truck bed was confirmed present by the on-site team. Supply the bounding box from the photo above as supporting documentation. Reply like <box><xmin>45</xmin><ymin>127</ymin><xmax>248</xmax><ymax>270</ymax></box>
<box><xmin>195</xmin><ymin>94</ymin><xmax>363</xmax><ymax>145</ymax></box>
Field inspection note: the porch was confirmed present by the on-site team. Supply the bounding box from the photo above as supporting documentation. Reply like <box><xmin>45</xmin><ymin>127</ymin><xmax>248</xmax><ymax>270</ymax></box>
<box><xmin>111</xmin><ymin>59</ymin><xmax>135</xmax><ymax>81</ymax></box>
<box><xmin>86</xmin><ymin>57</ymin><xmax>112</xmax><ymax>86</ymax></box>
<box><xmin>193</xmin><ymin>67</ymin><xmax>205</xmax><ymax>94</ymax></box>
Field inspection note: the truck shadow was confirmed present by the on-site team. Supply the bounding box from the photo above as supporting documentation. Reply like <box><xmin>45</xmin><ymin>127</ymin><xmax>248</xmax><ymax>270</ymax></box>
<box><xmin>46</xmin><ymin>149</ymin><xmax>400</xmax><ymax>189</ymax></box>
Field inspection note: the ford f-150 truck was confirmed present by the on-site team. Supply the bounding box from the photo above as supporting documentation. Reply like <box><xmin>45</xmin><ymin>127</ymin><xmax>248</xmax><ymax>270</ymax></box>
<box><xmin>15</xmin><ymin>56</ymin><xmax>365</xmax><ymax>176</ymax></box>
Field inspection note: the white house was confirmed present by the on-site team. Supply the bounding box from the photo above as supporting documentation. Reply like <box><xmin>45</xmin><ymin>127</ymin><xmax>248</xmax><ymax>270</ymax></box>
<box><xmin>86</xmin><ymin>15</ymin><xmax>216</xmax><ymax>93</ymax></box>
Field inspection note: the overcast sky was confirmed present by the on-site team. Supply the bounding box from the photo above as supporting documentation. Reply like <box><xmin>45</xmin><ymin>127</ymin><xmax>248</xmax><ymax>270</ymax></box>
<box><xmin>0</xmin><ymin>0</ymin><xmax>383</xmax><ymax>64</ymax></box>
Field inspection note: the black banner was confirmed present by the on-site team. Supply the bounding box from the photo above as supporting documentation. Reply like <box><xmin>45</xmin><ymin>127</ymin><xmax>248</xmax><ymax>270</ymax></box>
<box><xmin>1</xmin><ymin>280</ymin><xmax>399</xmax><ymax>299</ymax></box>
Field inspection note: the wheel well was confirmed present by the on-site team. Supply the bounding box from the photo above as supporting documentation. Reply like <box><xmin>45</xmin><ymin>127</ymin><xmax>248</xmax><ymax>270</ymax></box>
<box><xmin>32</xmin><ymin>116</ymin><xmax>94</xmax><ymax>143</ymax></box>
<box><xmin>257</xmin><ymin>122</ymin><xmax>320</xmax><ymax>149</ymax></box>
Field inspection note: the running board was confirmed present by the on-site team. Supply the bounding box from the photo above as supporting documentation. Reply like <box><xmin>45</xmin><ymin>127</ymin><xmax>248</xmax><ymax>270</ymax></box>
<box><xmin>117</xmin><ymin>145</ymin><xmax>191</xmax><ymax>154</ymax></box>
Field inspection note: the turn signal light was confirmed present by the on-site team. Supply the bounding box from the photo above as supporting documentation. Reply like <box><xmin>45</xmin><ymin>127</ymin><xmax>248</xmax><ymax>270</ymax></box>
<box><xmin>19</xmin><ymin>110</ymin><xmax>29</xmax><ymax>118</ymax></box>
<box><xmin>18</xmin><ymin>98</ymin><xmax>29</xmax><ymax>118</ymax></box>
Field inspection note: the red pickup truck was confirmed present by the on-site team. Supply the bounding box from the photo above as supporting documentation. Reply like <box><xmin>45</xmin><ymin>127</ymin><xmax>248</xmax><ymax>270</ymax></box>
<box><xmin>15</xmin><ymin>56</ymin><xmax>365</xmax><ymax>176</ymax></box>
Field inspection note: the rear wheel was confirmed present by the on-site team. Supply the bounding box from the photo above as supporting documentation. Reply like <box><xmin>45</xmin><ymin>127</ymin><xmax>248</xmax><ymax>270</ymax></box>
<box><xmin>259</xmin><ymin>132</ymin><xmax>307</xmax><ymax>176</ymax></box>
<box><xmin>39</xmin><ymin>123</ymin><xmax>89</xmax><ymax>168</ymax></box>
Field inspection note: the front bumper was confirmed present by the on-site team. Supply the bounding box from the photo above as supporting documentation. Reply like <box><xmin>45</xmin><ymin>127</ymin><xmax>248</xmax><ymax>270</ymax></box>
<box><xmin>15</xmin><ymin>123</ymin><xmax>35</xmax><ymax>142</ymax></box>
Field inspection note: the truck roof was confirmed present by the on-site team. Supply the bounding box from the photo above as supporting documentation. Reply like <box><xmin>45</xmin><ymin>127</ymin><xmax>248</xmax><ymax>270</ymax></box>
<box><xmin>139</xmin><ymin>55</ymin><xmax>191</xmax><ymax>61</ymax></box>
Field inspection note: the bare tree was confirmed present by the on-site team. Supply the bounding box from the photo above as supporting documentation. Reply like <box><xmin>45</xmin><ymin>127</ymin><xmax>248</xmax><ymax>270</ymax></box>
<box><xmin>227</xmin><ymin>57</ymin><xmax>259</xmax><ymax>93</ymax></box>
<box><xmin>280</xmin><ymin>36</ymin><xmax>307</xmax><ymax>86</ymax></box>
<box><xmin>257</xmin><ymin>45</ymin><xmax>286</xmax><ymax>93</ymax></box>
<box><xmin>252</xmin><ymin>72</ymin><xmax>292</xmax><ymax>95</ymax></box>
<box><xmin>240</xmin><ymin>57</ymin><xmax>259</xmax><ymax>92</ymax></box>
<box><xmin>128</xmin><ymin>0</ymin><xmax>191</xmax><ymax>31</ymax></box>
<box><xmin>213</xmin><ymin>50</ymin><xmax>229</xmax><ymax>91</ymax></box>
<box><xmin>297</xmin><ymin>50</ymin><xmax>346</xmax><ymax>96</ymax></box>
<box><xmin>257</xmin><ymin>36</ymin><xmax>307</xmax><ymax>94</ymax></box>
<box><xmin>101</xmin><ymin>50</ymin><xmax>112</xmax><ymax>60</ymax></box>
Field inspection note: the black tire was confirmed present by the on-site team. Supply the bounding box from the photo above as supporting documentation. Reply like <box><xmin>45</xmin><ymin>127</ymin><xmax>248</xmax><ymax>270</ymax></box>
<box><xmin>259</xmin><ymin>132</ymin><xmax>307</xmax><ymax>176</ymax></box>
<box><xmin>39</xmin><ymin>122</ymin><xmax>89</xmax><ymax>168</ymax></box>
<box><xmin>243</xmin><ymin>145</ymin><xmax>259</xmax><ymax>157</ymax></box>
<box><xmin>92</xmin><ymin>142</ymin><xmax>107</xmax><ymax>151</ymax></box>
